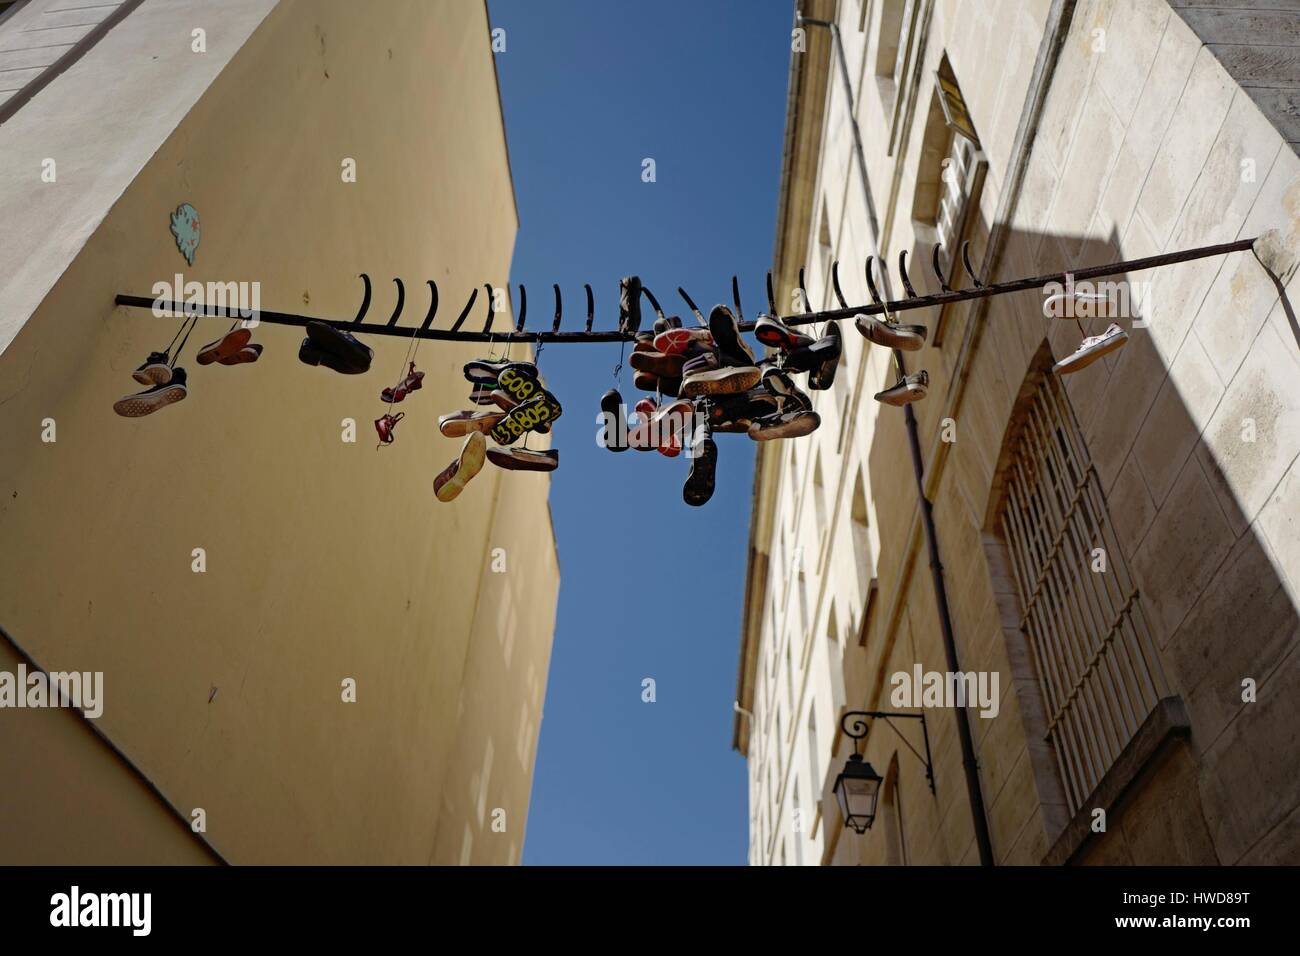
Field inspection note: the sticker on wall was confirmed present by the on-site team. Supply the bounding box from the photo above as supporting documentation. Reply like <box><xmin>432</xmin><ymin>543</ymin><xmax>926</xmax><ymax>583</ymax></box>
<box><xmin>170</xmin><ymin>203</ymin><xmax>201</xmax><ymax>265</ymax></box>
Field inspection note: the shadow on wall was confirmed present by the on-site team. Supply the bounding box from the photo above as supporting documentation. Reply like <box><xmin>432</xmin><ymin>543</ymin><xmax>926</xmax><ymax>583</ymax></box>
<box><xmin>863</xmin><ymin>220</ymin><xmax>1299</xmax><ymax>864</ymax></box>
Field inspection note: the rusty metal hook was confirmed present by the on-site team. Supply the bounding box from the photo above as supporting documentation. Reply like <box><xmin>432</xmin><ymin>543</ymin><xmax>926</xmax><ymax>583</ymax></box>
<box><xmin>961</xmin><ymin>240</ymin><xmax>985</xmax><ymax>288</ymax></box>
<box><xmin>931</xmin><ymin>243</ymin><xmax>953</xmax><ymax>294</ymax></box>
<box><xmin>482</xmin><ymin>283</ymin><xmax>496</xmax><ymax>335</ymax></box>
<box><xmin>514</xmin><ymin>283</ymin><xmax>528</xmax><ymax>333</ymax></box>
<box><xmin>551</xmin><ymin>284</ymin><xmax>562</xmax><ymax>333</ymax></box>
<box><xmin>831</xmin><ymin>260</ymin><xmax>849</xmax><ymax>309</ymax></box>
<box><xmin>765</xmin><ymin>270</ymin><xmax>776</xmax><ymax>315</ymax></box>
<box><xmin>386</xmin><ymin>278</ymin><xmax>405</xmax><ymax>327</ymax></box>
<box><xmin>642</xmin><ymin>285</ymin><xmax>665</xmax><ymax>325</ymax></box>
<box><xmin>584</xmin><ymin>283</ymin><xmax>595</xmax><ymax>333</ymax></box>
<box><xmin>352</xmin><ymin>273</ymin><xmax>372</xmax><ymax>325</ymax></box>
<box><xmin>449</xmin><ymin>286</ymin><xmax>478</xmax><ymax>333</ymax></box>
<box><xmin>865</xmin><ymin>256</ymin><xmax>884</xmax><ymax>308</ymax></box>
<box><xmin>419</xmin><ymin>280</ymin><xmax>438</xmax><ymax>331</ymax></box>
<box><xmin>677</xmin><ymin>287</ymin><xmax>705</xmax><ymax>325</ymax></box>
<box><xmin>732</xmin><ymin>275</ymin><xmax>744</xmax><ymax>322</ymax></box>
<box><xmin>898</xmin><ymin>250</ymin><xmax>918</xmax><ymax>298</ymax></box>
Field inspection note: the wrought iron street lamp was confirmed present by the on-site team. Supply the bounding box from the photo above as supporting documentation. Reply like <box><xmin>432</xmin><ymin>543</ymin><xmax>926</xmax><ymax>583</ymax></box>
<box><xmin>833</xmin><ymin>710</ymin><xmax>935</xmax><ymax>834</ymax></box>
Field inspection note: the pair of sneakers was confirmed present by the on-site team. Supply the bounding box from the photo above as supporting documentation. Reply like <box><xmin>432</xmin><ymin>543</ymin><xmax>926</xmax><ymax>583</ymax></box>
<box><xmin>299</xmin><ymin>321</ymin><xmax>372</xmax><ymax>374</ymax></box>
<box><xmin>114</xmin><ymin>351</ymin><xmax>189</xmax><ymax>417</ymax></box>
<box><xmin>852</xmin><ymin>312</ymin><xmax>932</xmax><ymax>406</ymax></box>
<box><xmin>753</xmin><ymin>315</ymin><xmax>842</xmax><ymax>390</ymax></box>
<box><xmin>197</xmin><ymin>327</ymin><xmax>262</xmax><ymax>367</ymax></box>
<box><xmin>463</xmin><ymin>358</ymin><xmax>556</xmax><ymax>436</ymax></box>
<box><xmin>679</xmin><ymin>305</ymin><xmax>762</xmax><ymax>398</ymax></box>
<box><xmin>749</xmin><ymin>368</ymin><xmax>821</xmax><ymax>441</ymax></box>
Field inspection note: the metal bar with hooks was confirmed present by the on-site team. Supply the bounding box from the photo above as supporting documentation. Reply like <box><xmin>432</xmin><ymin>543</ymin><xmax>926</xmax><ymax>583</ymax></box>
<box><xmin>113</xmin><ymin>238</ymin><xmax>1257</xmax><ymax>344</ymax></box>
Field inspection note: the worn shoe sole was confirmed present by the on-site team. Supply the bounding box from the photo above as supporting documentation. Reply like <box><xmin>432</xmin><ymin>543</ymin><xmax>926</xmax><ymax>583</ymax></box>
<box><xmin>754</xmin><ymin>318</ymin><xmax>813</xmax><ymax>352</ymax></box>
<box><xmin>629</xmin><ymin>350</ymin><xmax>687</xmax><ymax>378</ymax></box>
<box><xmin>132</xmin><ymin>363</ymin><xmax>173</xmax><ymax>386</ymax></box>
<box><xmin>683</xmin><ymin>436</ymin><xmax>718</xmax><ymax>506</ymax></box>
<box><xmin>434</xmin><ymin>433</ymin><xmax>487</xmax><ymax>502</ymax></box>
<box><xmin>487</xmin><ymin>447</ymin><xmax>559</xmax><ymax>472</ymax></box>
<box><xmin>874</xmin><ymin>382</ymin><xmax>928</xmax><ymax>406</ymax></box>
<box><xmin>1053</xmin><ymin>330</ymin><xmax>1128</xmax><ymax>374</ymax></box>
<box><xmin>653</xmin><ymin>327</ymin><xmax>712</xmax><ymax>355</ymax></box>
<box><xmin>680</xmin><ymin>365</ymin><xmax>761</xmax><ymax>398</ymax></box>
<box><xmin>113</xmin><ymin>383</ymin><xmax>187</xmax><ymax>418</ymax></box>
<box><xmin>600</xmin><ymin>388</ymin><xmax>629</xmax><ymax>453</ymax></box>
<box><xmin>197</xmin><ymin>328</ymin><xmax>251</xmax><ymax>365</ymax></box>
<box><xmin>439</xmin><ymin>410</ymin><xmax>506</xmax><ymax>438</ymax></box>
<box><xmin>856</xmin><ymin>316</ymin><xmax>927</xmax><ymax>351</ymax></box>
<box><xmin>749</xmin><ymin>410</ymin><xmax>821</xmax><ymax>441</ymax></box>
<box><xmin>218</xmin><ymin>343</ymin><xmax>262</xmax><ymax>365</ymax></box>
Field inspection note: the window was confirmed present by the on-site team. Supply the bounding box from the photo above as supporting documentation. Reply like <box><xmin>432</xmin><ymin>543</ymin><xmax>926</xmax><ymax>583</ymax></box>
<box><xmin>875</xmin><ymin>1</ymin><xmax>906</xmax><ymax>100</ymax></box>
<box><xmin>998</xmin><ymin>373</ymin><xmax>1169</xmax><ymax>815</ymax></box>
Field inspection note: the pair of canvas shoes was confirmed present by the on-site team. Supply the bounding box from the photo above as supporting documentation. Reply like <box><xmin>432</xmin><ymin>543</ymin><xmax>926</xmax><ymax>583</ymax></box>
<box><xmin>298</xmin><ymin>320</ymin><xmax>373</xmax><ymax>374</ymax></box>
<box><xmin>114</xmin><ymin>351</ymin><xmax>189</xmax><ymax>417</ymax></box>
<box><xmin>754</xmin><ymin>315</ymin><xmax>842</xmax><ymax>390</ymax></box>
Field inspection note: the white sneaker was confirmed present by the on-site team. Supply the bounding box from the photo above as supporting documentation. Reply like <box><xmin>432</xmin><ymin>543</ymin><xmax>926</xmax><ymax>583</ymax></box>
<box><xmin>1053</xmin><ymin>324</ymin><xmax>1128</xmax><ymax>375</ymax></box>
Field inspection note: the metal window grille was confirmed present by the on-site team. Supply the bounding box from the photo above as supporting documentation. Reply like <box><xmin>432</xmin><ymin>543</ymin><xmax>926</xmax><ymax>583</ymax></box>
<box><xmin>998</xmin><ymin>374</ymin><xmax>1169</xmax><ymax>814</ymax></box>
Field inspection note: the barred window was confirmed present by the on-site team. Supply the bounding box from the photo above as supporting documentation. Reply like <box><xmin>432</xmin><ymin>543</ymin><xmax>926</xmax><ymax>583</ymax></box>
<box><xmin>998</xmin><ymin>374</ymin><xmax>1169</xmax><ymax>814</ymax></box>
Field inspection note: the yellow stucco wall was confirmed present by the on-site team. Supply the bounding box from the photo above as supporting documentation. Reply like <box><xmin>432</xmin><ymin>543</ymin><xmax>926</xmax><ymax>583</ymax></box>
<box><xmin>0</xmin><ymin>0</ymin><xmax>558</xmax><ymax>864</ymax></box>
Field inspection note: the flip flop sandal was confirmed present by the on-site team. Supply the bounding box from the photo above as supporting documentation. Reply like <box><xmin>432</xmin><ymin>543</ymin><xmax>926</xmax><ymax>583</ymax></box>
<box><xmin>113</xmin><ymin>369</ymin><xmax>188</xmax><ymax>417</ymax></box>
<box><xmin>439</xmin><ymin>409</ymin><xmax>506</xmax><ymax>438</ymax></box>
<box><xmin>434</xmin><ymin>432</ymin><xmax>487</xmax><ymax>502</ymax></box>
<box><xmin>132</xmin><ymin>351</ymin><xmax>173</xmax><ymax>385</ymax></box>
<box><xmin>217</xmin><ymin>343</ymin><xmax>262</xmax><ymax>366</ymax></box>
<box><xmin>683</xmin><ymin>430</ymin><xmax>718</xmax><ymax>506</ymax></box>
<box><xmin>197</xmin><ymin>328</ymin><xmax>252</xmax><ymax>365</ymax></box>
<box><xmin>600</xmin><ymin>387</ymin><xmax>630</xmax><ymax>453</ymax></box>
<box><xmin>487</xmin><ymin>447</ymin><xmax>559</xmax><ymax>472</ymax></box>
<box><xmin>754</xmin><ymin>315</ymin><xmax>814</xmax><ymax>352</ymax></box>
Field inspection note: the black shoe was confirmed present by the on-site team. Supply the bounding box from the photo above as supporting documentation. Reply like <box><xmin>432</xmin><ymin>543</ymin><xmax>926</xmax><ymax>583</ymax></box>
<box><xmin>114</xmin><ymin>367</ymin><xmax>188</xmax><ymax>417</ymax></box>
<box><xmin>620</xmin><ymin>275</ymin><xmax>642</xmax><ymax>335</ymax></box>
<box><xmin>754</xmin><ymin>314</ymin><xmax>814</xmax><ymax>352</ymax></box>
<box><xmin>301</xmin><ymin>321</ymin><xmax>372</xmax><ymax>373</ymax></box>
<box><xmin>463</xmin><ymin>358</ymin><xmax>510</xmax><ymax>384</ymax></box>
<box><xmin>653</xmin><ymin>314</ymin><xmax>683</xmax><ymax>336</ymax></box>
<box><xmin>708</xmin><ymin>304</ymin><xmax>755</xmax><ymax>365</ymax></box>
<box><xmin>761</xmin><ymin>366</ymin><xmax>813</xmax><ymax>412</ymax></box>
<box><xmin>684</xmin><ymin>423</ymin><xmax>717</xmax><ymax>507</ymax></box>
<box><xmin>601</xmin><ymin>387</ymin><xmax>630</xmax><ymax>453</ymax></box>
<box><xmin>799</xmin><ymin>323</ymin><xmax>843</xmax><ymax>390</ymax></box>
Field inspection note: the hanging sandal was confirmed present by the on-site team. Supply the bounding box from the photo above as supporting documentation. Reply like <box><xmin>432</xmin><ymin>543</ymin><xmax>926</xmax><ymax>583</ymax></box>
<box><xmin>374</xmin><ymin>411</ymin><xmax>405</xmax><ymax>445</ymax></box>
<box><xmin>381</xmin><ymin>361</ymin><xmax>425</xmax><ymax>404</ymax></box>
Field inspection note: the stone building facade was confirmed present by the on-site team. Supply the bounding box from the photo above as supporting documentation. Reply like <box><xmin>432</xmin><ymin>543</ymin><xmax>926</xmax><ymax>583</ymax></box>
<box><xmin>735</xmin><ymin>0</ymin><xmax>1300</xmax><ymax>866</ymax></box>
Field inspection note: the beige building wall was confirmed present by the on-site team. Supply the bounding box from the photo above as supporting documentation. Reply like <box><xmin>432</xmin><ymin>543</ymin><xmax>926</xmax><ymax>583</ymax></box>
<box><xmin>0</xmin><ymin>0</ymin><xmax>558</xmax><ymax>864</ymax></box>
<box><xmin>740</xmin><ymin>0</ymin><xmax>1300</xmax><ymax>866</ymax></box>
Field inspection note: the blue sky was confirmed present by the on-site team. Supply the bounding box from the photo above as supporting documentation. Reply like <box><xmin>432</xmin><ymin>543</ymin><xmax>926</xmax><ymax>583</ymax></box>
<box><xmin>489</xmin><ymin>0</ymin><xmax>793</xmax><ymax>865</ymax></box>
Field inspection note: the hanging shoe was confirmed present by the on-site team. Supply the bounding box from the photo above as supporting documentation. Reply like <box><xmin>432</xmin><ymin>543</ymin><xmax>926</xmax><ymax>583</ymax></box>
<box><xmin>600</xmin><ymin>387</ymin><xmax>630</xmax><ymax>453</ymax></box>
<box><xmin>653</xmin><ymin>315</ymin><xmax>683</xmax><ymax>336</ymax></box>
<box><xmin>114</xmin><ymin>367</ymin><xmax>188</xmax><ymax>418</ymax></box>
<box><xmin>469</xmin><ymin>383</ymin><xmax>498</xmax><ymax>406</ymax></box>
<box><xmin>374</xmin><ymin>412</ymin><xmax>405</xmax><ymax>445</ymax></box>
<box><xmin>619</xmin><ymin>275</ymin><xmax>643</xmax><ymax>334</ymax></box>
<box><xmin>463</xmin><ymin>357</ymin><xmax>510</xmax><ymax>384</ymax></box>
<box><xmin>782</xmin><ymin>325</ymin><xmax>842</xmax><ymax>381</ymax></box>
<box><xmin>299</xmin><ymin>320</ymin><xmax>372</xmax><ymax>374</ymax></box>
<box><xmin>1053</xmin><ymin>324</ymin><xmax>1128</xmax><ymax>374</ymax></box>
<box><xmin>705</xmin><ymin>388</ymin><xmax>777</xmax><ymax>433</ymax></box>
<box><xmin>652</xmin><ymin>398</ymin><xmax>694</xmax><ymax>457</ymax></box>
<box><xmin>132</xmin><ymin>351</ymin><xmax>173</xmax><ymax>386</ymax></box>
<box><xmin>626</xmin><ymin>397</ymin><xmax>658</xmax><ymax>452</ymax></box>
<box><xmin>439</xmin><ymin>409</ymin><xmax>506</xmax><ymax>438</ymax></box>
<box><xmin>489</xmin><ymin>392</ymin><xmax>562</xmax><ymax>446</ymax></box>
<box><xmin>197</xmin><ymin>327</ymin><xmax>251</xmax><ymax>366</ymax></box>
<box><xmin>708</xmin><ymin>304</ymin><xmax>756</xmax><ymax>365</ymax></box>
<box><xmin>754</xmin><ymin>314</ymin><xmax>814</xmax><ymax>352</ymax></box>
<box><xmin>874</xmin><ymin>370</ymin><xmax>929</xmax><ymax>406</ymax></box>
<box><xmin>217</xmin><ymin>343</ymin><xmax>263</xmax><ymax>366</ymax></box>
<box><xmin>490</xmin><ymin>388</ymin><xmax>520</xmax><ymax>413</ymax></box>
<box><xmin>683</xmin><ymin>421</ymin><xmax>718</xmax><ymax>507</ymax></box>
<box><xmin>632</xmin><ymin>369</ymin><xmax>682</xmax><ymax>397</ymax></box>
<box><xmin>749</xmin><ymin>407</ymin><xmax>821</xmax><ymax>441</ymax></box>
<box><xmin>807</xmin><ymin>322</ymin><xmax>842</xmax><ymax>391</ymax></box>
<box><xmin>434</xmin><ymin>432</ymin><xmax>488</xmax><ymax>502</ymax></box>
<box><xmin>382</xmin><ymin>362</ymin><xmax>425</xmax><ymax>404</ymax></box>
<box><xmin>679</xmin><ymin>345</ymin><xmax>760</xmax><ymax>398</ymax></box>
<box><xmin>653</xmin><ymin>326</ymin><xmax>712</xmax><ymax>356</ymax></box>
<box><xmin>487</xmin><ymin>447</ymin><xmax>560</xmax><ymax>472</ymax></box>
<box><xmin>629</xmin><ymin>349</ymin><xmax>686</xmax><ymax>378</ymax></box>
<box><xmin>855</xmin><ymin>314</ymin><xmax>927</xmax><ymax>351</ymax></box>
